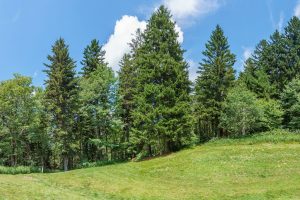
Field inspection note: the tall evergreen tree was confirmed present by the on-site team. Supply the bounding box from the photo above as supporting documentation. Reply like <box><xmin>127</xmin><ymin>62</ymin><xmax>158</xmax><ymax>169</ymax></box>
<box><xmin>242</xmin><ymin>17</ymin><xmax>300</xmax><ymax>99</ymax></box>
<box><xmin>240</xmin><ymin>58</ymin><xmax>275</xmax><ymax>99</ymax></box>
<box><xmin>117</xmin><ymin>29</ymin><xmax>144</xmax><ymax>158</ymax></box>
<box><xmin>195</xmin><ymin>25</ymin><xmax>236</xmax><ymax>140</ymax></box>
<box><xmin>44</xmin><ymin>38</ymin><xmax>79</xmax><ymax>171</ymax></box>
<box><xmin>81</xmin><ymin>39</ymin><xmax>106</xmax><ymax>77</ymax></box>
<box><xmin>132</xmin><ymin>6</ymin><xmax>193</xmax><ymax>156</ymax></box>
<box><xmin>79</xmin><ymin>39</ymin><xmax>116</xmax><ymax>162</ymax></box>
<box><xmin>118</xmin><ymin>54</ymin><xmax>135</xmax><ymax>156</ymax></box>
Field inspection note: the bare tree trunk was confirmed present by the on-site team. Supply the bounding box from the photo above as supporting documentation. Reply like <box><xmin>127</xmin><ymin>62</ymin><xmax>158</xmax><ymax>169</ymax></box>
<box><xmin>63</xmin><ymin>156</ymin><xmax>68</xmax><ymax>171</ymax></box>
<box><xmin>41</xmin><ymin>157</ymin><xmax>44</xmax><ymax>173</ymax></box>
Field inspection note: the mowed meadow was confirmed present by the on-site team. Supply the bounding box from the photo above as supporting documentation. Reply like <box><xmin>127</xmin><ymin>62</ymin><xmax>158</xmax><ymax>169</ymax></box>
<box><xmin>1</xmin><ymin>131</ymin><xmax>300</xmax><ymax>200</ymax></box>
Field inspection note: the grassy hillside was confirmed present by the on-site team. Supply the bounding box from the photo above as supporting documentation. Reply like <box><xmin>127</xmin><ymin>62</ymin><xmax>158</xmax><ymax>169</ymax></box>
<box><xmin>1</xmin><ymin>130</ymin><xmax>300</xmax><ymax>200</ymax></box>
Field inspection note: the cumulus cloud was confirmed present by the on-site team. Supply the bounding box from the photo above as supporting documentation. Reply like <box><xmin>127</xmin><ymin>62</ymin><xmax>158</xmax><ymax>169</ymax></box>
<box><xmin>237</xmin><ymin>47</ymin><xmax>253</xmax><ymax>72</ymax></box>
<box><xmin>295</xmin><ymin>1</ymin><xmax>300</xmax><ymax>18</ymax></box>
<box><xmin>163</xmin><ymin>0</ymin><xmax>222</xmax><ymax>25</ymax></box>
<box><xmin>103</xmin><ymin>15</ymin><xmax>147</xmax><ymax>71</ymax></box>
<box><xmin>242</xmin><ymin>47</ymin><xmax>253</xmax><ymax>62</ymax></box>
<box><xmin>174</xmin><ymin>24</ymin><xmax>184</xmax><ymax>43</ymax></box>
<box><xmin>103</xmin><ymin>15</ymin><xmax>184</xmax><ymax>71</ymax></box>
<box><xmin>187</xmin><ymin>59</ymin><xmax>198</xmax><ymax>81</ymax></box>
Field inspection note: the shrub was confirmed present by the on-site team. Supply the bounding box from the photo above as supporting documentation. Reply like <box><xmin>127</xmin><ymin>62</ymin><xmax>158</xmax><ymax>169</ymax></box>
<box><xmin>220</xmin><ymin>85</ymin><xmax>262</xmax><ymax>136</ymax></box>
<box><xmin>0</xmin><ymin>166</ymin><xmax>41</xmax><ymax>174</ymax></box>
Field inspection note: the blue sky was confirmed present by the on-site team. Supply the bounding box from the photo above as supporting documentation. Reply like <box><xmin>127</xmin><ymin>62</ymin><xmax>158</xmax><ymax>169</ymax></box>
<box><xmin>0</xmin><ymin>0</ymin><xmax>299</xmax><ymax>86</ymax></box>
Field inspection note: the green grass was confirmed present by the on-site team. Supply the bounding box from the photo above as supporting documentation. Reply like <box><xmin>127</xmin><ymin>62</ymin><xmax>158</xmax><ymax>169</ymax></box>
<box><xmin>0</xmin><ymin>166</ymin><xmax>41</xmax><ymax>175</ymax></box>
<box><xmin>1</xmin><ymin>130</ymin><xmax>300</xmax><ymax>200</ymax></box>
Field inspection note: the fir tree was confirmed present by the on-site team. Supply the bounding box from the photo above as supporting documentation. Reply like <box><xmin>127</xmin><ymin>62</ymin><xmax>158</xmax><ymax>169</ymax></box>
<box><xmin>195</xmin><ymin>25</ymin><xmax>236</xmax><ymax>140</ymax></box>
<box><xmin>118</xmin><ymin>54</ymin><xmax>135</xmax><ymax>155</ymax></box>
<box><xmin>44</xmin><ymin>38</ymin><xmax>79</xmax><ymax>171</ymax></box>
<box><xmin>79</xmin><ymin>39</ymin><xmax>116</xmax><ymax>161</ymax></box>
<box><xmin>117</xmin><ymin>29</ymin><xmax>144</xmax><ymax>158</ymax></box>
<box><xmin>81</xmin><ymin>39</ymin><xmax>106</xmax><ymax>77</ymax></box>
<box><xmin>132</xmin><ymin>6</ymin><xmax>193</xmax><ymax>156</ymax></box>
<box><xmin>240</xmin><ymin>58</ymin><xmax>275</xmax><ymax>99</ymax></box>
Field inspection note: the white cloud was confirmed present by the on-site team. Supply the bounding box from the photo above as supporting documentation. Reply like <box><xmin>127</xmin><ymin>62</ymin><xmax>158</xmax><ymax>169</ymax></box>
<box><xmin>163</xmin><ymin>0</ymin><xmax>222</xmax><ymax>25</ymax></box>
<box><xmin>237</xmin><ymin>47</ymin><xmax>253</xmax><ymax>72</ymax></box>
<box><xmin>243</xmin><ymin>47</ymin><xmax>253</xmax><ymax>62</ymax></box>
<box><xmin>294</xmin><ymin>1</ymin><xmax>300</xmax><ymax>18</ymax></box>
<box><xmin>103</xmin><ymin>15</ymin><xmax>147</xmax><ymax>71</ymax></box>
<box><xmin>277</xmin><ymin>12</ymin><xmax>284</xmax><ymax>32</ymax></box>
<box><xmin>103</xmin><ymin>15</ymin><xmax>184</xmax><ymax>71</ymax></box>
<box><xmin>187</xmin><ymin>59</ymin><xmax>198</xmax><ymax>81</ymax></box>
<box><xmin>174</xmin><ymin>24</ymin><xmax>184</xmax><ymax>43</ymax></box>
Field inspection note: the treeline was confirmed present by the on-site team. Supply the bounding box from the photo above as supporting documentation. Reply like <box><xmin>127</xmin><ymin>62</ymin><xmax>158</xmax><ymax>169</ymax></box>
<box><xmin>1</xmin><ymin>6</ymin><xmax>300</xmax><ymax>171</ymax></box>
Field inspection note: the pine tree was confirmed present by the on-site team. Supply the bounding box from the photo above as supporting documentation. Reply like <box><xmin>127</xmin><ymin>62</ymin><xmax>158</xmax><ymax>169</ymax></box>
<box><xmin>132</xmin><ymin>6</ymin><xmax>193</xmax><ymax>156</ymax></box>
<box><xmin>44</xmin><ymin>38</ymin><xmax>79</xmax><ymax>171</ymax></box>
<box><xmin>195</xmin><ymin>25</ymin><xmax>236</xmax><ymax>140</ymax></box>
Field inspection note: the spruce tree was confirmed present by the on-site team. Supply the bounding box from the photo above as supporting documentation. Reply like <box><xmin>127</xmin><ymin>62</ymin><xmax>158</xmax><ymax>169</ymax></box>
<box><xmin>243</xmin><ymin>17</ymin><xmax>300</xmax><ymax>99</ymax></box>
<box><xmin>195</xmin><ymin>25</ymin><xmax>236</xmax><ymax>140</ymax></box>
<box><xmin>117</xmin><ymin>29</ymin><xmax>143</xmax><ymax>158</ymax></box>
<box><xmin>79</xmin><ymin>39</ymin><xmax>116</xmax><ymax>161</ymax></box>
<box><xmin>44</xmin><ymin>38</ymin><xmax>79</xmax><ymax>171</ymax></box>
<box><xmin>132</xmin><ymin>6</ymin><xmax>193</xmax><ymax>156</ymax></box>
<box><xmin>118</xmin><ymin>54</ymin><xmax>135</xmax><ymax>155</ymax></box>
<box><xmin>81</xmin><ymin>39</ymin><xmax>106</xmax><ymax>77</ymax></box>
<box><xmin>240</xmin><ymin>58</ymin><xmax>275</xmax><ymax>99</ymax></box>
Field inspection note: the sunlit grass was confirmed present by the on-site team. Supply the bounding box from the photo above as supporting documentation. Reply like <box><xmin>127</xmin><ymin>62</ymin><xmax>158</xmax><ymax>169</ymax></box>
<box><xmin>0</xmin><ymin>130</ymin><xmax>300</xmax><ymax>199</ymax></box>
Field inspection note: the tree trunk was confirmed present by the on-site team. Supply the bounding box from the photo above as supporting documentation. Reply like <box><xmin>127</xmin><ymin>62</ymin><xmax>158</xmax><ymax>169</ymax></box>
<box><xmin>63</xmin><ymin>156</ymin><xmax>68</xmax><ymax>171</ymax></box>
<box><xmin>41</xmin><ymin>157</ymin><xmax>44</xmax><ymax>173</ymax></box>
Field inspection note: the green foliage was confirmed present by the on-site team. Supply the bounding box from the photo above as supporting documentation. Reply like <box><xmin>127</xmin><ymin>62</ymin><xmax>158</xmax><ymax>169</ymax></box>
<box><xmin>0</xmin><ymin>74</ymin><xmax>42</xmax><ymax>167</ymax></box>
<box><xmin>220</xmin><ymin>84</ymin><xmax>283</xmax><ymax>136</ymax></box>
<box><xmin>241</xmin><ymin>17</ymin><xmax>300</xmax><ymax>98</ymax></box>
<box><xmin>79</xmin><ymin>39</ymin><xmax>121</xmax><ymax>162</ymax></box>
<box><xmin>257</xmin><ymin>98</ymin><xmax>283</xmax><ymax>130</ymax></box>
<box><xmin>81</xmin><ymin>39</ymin><xmax>106</xmax><ymax>77</ymax></box>
<box><xmin>195</xmin><ymin>25</ymin><xmax>236</xmax><ymax>140</ymax></box>
<box><xmin>240</xmin><ymin>58</ymin><xmax>275</xmax><ymax>99</ymax></box>
<box><xmin>44</xmin><ymin>38</ymin><xmax>79</xmax><ymax>171</ymax></box>
<box><xmin>0</xmin><ymin>166</ymin><xmax>41</xmax><ymax>174</ymax></box>
<box><xmin>220</xmin><ymin>85</ymin><xmax>262</xmax><ymax>136</ymax></box>
<box><xmin>281</xmin><ymin>78</ymin><xmax>300</xmax><ymax>129</ymax></box>
<box><xmin>132</xmin><ymin>6</ymin><xmax>194</xmax><ymax>155</ymax></box>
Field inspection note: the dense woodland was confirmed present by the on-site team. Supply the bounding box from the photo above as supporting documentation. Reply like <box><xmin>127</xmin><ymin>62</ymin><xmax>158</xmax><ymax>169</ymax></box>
<box><xmin>1</xmin><ymin>6</ymin><xmax>300</xmax><ymax>171</ymax></box>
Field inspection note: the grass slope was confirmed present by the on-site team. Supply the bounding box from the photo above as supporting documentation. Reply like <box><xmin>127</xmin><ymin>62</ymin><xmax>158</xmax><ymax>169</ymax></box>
<box><xmin>1</xmin><ymin>130</ymin><xmax>300</xmax><ymax>200</ymax></box>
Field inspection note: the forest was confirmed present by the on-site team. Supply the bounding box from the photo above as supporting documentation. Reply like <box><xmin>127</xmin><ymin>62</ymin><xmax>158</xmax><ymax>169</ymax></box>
<box><xmin>1</xmin><ymin>5</ymin><xmax>300</xmax><ymax>172</ymax></box>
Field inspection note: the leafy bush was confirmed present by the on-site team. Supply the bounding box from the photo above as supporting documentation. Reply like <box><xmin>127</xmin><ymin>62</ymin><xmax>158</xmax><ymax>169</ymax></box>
<box><xmin>221</xmin><ymin>84</ymin><xmax>284</xmax><ymax>136</ymax></box>
<box><xmin>0</xmin><ymin>166</ymin><xmax>41</xmax><ymax>174</ymax></box>
<box><xmin>257</xmin><ymin>98</ymin><xmax>283</xmax><ymax>130</ymax></box>
<box><xmin>220</xmin><ymin>85</ymin><xmax>262</xmax><ymax>136</ymax></box>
